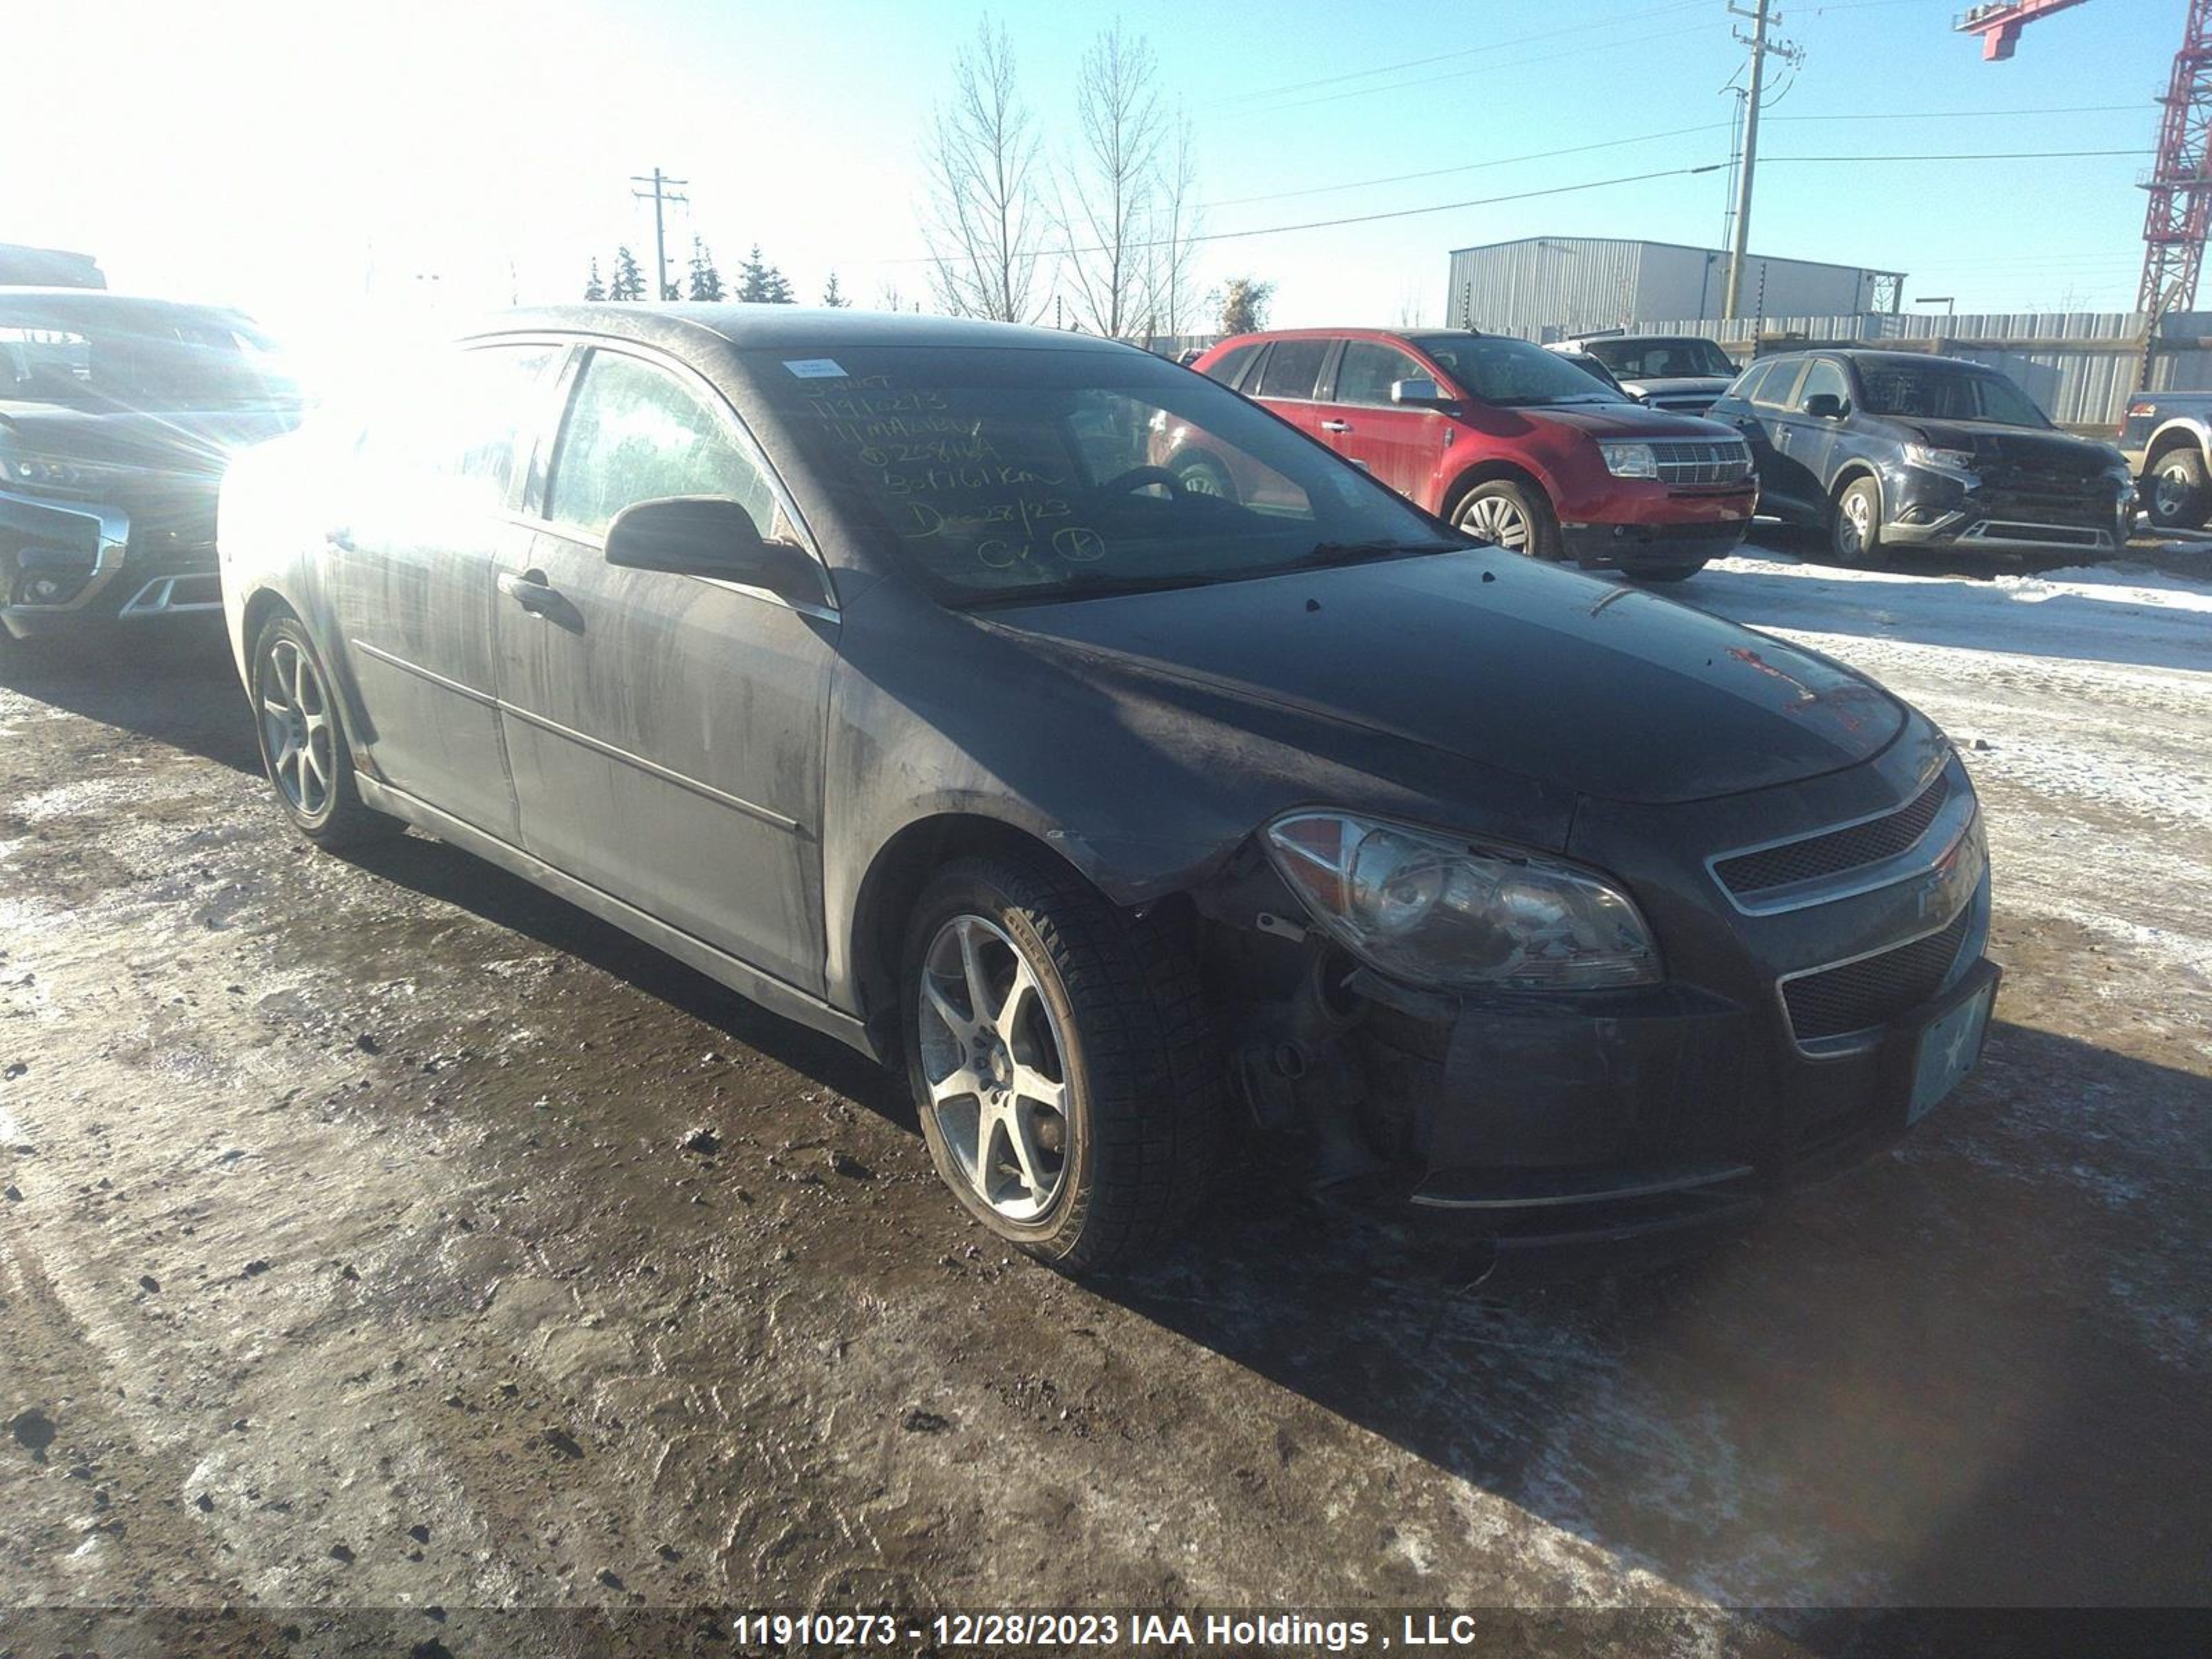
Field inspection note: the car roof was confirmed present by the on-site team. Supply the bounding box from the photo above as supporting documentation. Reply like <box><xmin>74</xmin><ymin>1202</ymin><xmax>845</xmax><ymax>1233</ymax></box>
<box><xmin>1203</xmin><ymin>326</ymin><xmax>1468</xmax><ymax>352</ymax></box>
<box><xmin>0</xmin><ymin>288</ymin><xmax>263</xmax><ymax>328</ymax></box>
<box><xmin>474</xmin><ymin>303</ymin><xmax>1133</xmax><ymax>357</ymax></box>
<box><xmin>1761</xmin><ymin>347</ymin><xmax>2001</xmax><ymax>372</ymax></box>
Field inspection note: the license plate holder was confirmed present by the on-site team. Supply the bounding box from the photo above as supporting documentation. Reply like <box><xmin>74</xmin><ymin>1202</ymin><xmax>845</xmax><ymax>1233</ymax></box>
<box><xmin>1909</xmin><ymin>982</ymin><xmax>1994</xmax><ymax>1123</ymax></box>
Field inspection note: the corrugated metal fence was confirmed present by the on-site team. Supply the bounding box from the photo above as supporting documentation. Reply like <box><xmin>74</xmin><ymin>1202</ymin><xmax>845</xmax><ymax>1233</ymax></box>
<box><xmin>1631</xmin><ymin>310</ymin><xmax>2212</xmax><ymax>432</ymax></box>
<box><xmin>1132</xmin><ymin>311</ymin><xmax>2212</xmax><ymax>433</ymax></box>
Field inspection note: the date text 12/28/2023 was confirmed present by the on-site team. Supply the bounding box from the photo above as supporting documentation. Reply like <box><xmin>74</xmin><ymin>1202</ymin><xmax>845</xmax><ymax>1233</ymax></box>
<box><xmin>727</xmin><ymin>1611</ymin><xmax>1550</xmax><ymax>1651</ymax></box>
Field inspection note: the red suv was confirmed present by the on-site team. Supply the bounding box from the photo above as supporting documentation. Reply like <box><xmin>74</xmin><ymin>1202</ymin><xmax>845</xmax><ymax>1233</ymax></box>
<box><xmin>1185</xmin><ymin>328</ymin><xmax>1757</xmax><ymax>581</ymax></box>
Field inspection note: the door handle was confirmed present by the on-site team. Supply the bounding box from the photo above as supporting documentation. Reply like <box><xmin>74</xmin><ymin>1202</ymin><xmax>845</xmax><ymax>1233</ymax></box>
<box><xmin>1320</xmin><ymin>419</ymin><xmax>1352</xmax><ymax>433</ymax></box>
<box><xmin>498</xmin><ymin>569</ymin><xmax>561</xmax><ymax>615</ymax></box>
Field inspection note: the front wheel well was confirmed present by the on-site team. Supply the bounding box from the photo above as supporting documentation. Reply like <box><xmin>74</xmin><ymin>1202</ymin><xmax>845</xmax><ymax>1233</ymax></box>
<box><xmin>852</xmin><ymin>815</ymin><xmax>1094</xmax><ymax>1057</ymax></box>
<box><xmin>1829</xmin><ymin>463</ymin><xmax>1881</xmax><ymax>509</ymax></box>
<box><xmin>241</xmin><ymin>587</ymin><xmax>296</xmax><ymax>655</ymax></box>
<box><xmin>1439</xmin><ymin>460</ymin><xmax>1550</xmax><ymax>523</ymax></box>
<box><xmin>2144</xmin><ymin>424</ymin><xmax>2209</xmax><ymax>469</ymax></box>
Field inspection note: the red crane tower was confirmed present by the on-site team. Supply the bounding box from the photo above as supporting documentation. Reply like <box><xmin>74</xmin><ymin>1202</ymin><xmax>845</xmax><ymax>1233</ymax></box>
<box><xmin>1956</xmin><ymin>1</ymin><xmax>2212</xmax><ymax>313</ymax></box>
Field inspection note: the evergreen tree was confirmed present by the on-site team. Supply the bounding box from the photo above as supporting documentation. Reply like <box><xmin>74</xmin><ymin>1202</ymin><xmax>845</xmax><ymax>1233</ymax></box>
<box><xmin>821</xmin><ymin>272</ymin><xmax>850</xmax><ymax>308</ymax></box>
<box><xmin>583</xmin><ymin>257</ymin><xmax>606</xmax><ymax>302</ymax></box>
<box><xmin>608</xmin><ymin>245</ymin><xmax>647</xmax><ymax>301</ymax></box>
<box><xmin>736</xmin><ymin>244</ymin><xmax>796</xmax><ymax>304</ymax></box>
<box><xmin>1215</xmin><ymin>274</ymin><xmax>1273</xmax><ymax>337</ymax></box>
<box><xmin>686</xmin><ymin>237</ymin><xmax>726</xmax><ymax>301</ymax></box>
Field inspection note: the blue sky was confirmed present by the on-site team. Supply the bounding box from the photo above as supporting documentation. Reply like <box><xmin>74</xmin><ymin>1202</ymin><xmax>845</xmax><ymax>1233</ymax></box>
<box><xmin>10</xmin><ymin>0</ymin><xmax>2182</xmax><ymax>350</ymax></box>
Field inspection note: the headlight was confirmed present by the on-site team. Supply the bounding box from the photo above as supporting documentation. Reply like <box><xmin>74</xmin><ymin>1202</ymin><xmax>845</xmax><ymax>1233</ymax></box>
<box><xmin>1264</xmin><ymin>812</ymin><xmax>1662</xmax><ymax>992</ymax></box>
<box><xmin>1597</xmin><ymin>440</ymin><xmax>1658</xmax><ymax>479</ymax></box>
<box><xmin>1903</xmin><ymin>442</ymin><xmax>1977</xmax><ymax>474</ymax></box>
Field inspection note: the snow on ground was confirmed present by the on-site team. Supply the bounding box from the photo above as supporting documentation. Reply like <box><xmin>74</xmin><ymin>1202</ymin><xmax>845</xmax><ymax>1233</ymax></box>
<box><xmin>1686</xmin><ymin>541</ymin><xmax>2212</xmax><ymax>1056</ymax></box>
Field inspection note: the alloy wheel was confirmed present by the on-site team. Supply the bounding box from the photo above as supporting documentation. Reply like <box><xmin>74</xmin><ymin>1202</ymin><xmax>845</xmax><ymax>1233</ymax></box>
<box><xmin>259</xmin><ymin>635</ymin><xmax>335</xmax><ymax>819</ymax></box>
<box><xmin>915</xmin><ymin>914</ymin><xmax>1074</xmax><ymax>1222</ymax></box>
<box><xmin>1838</xmin><ymin>489</ymin><xmax>1873</xmax><ymax>559</ymax></box>
<box><xmin>2155</xmin><ymin>462</ymin><xmax>2191</xmax><ymax>520</ymax></box>
<box><xmin>1458</xmin><ymin>493</ymin><xmax>1530</xmax><ymax>552</ymax></box>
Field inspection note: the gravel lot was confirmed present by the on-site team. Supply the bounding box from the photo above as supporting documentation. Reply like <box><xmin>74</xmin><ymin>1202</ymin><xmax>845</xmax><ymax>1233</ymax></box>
<box><xmin>3</xmin><ymin>540</ymin><xmax>2207</xmax><ymax>1656</ymax></box>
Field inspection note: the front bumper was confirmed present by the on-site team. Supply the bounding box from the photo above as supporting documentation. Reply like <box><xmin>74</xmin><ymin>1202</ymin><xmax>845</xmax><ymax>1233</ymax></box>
<box><xmin>1559</xmin><ymin>516</ymin><xmax>1750</xmax><ymax>569</ymax></box>
<box><xmin>1557</xmin><ymin>476</ymin><xmax>1758</xmax><ymax>569</ymax></box>
<box><xmin>1324</xmin><ymin>742</ymin><xmax>1995</xmax><ymax>1262</ymax></box>
<box><xmin>1</xmin><ymin>487</ymin><xmax>222</xmax><ymax>639</ymax></box>
<box><xmin>1880</xmin><ymin>462</ymin><xmax>2135</xmax><ymax>555</ymax></box>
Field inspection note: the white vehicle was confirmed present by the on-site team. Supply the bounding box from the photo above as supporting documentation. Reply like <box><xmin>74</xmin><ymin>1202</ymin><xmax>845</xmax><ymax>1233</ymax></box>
<box><xmin>1547</xmin><ymin>333</ymin><xmax>1739</xmax><ymax>416</ymax></box>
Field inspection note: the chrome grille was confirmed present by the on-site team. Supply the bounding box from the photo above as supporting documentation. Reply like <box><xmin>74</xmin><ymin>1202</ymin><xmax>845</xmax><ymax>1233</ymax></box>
<box><xmin>1782</xmin><ymin>904</ymin><xmax>1975</xmax><ymax>1042</ymax></box>
<box><xmin>1716</xmin><ymin>772</ymin><xmax>1953</xmax><ymax>898</ymax></box>
<box><xmin>1651</xmin><ymin>439</ymin><xmax>1752</xmax><ymax>486</ymax></box>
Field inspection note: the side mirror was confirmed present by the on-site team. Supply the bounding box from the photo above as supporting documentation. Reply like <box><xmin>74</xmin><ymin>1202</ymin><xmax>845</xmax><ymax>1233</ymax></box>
<box><xmin>605</xmin><ymin>496</ymin><xmax>826</xmax><ymax>608</ymax></box>
<box><xmin>1803</xmin><ymin>392</ymin><xmax>1847</xmax><ymax>420</ymax></box>
<box><xmin>1390</xmin><ymin>377</ymin><xmax>1455</xmax><ymax>410</ymax></box>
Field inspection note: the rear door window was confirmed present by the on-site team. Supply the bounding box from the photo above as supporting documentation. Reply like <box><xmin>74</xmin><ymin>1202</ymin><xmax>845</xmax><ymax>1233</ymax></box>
<box><xmin>1202</xmin><ymin>341</ymin><xmax>1261</xmax><ymax>390</ymax></box>
<box><xmin>1253</xmin><ymin>338</ymin><xmax>1329</xmax><ymax>402</ymax></box>
<box><xmin>1750</xmin><ymin>359</ymin><xmax>1808</xmax><ymax>410</ymax></box>
<box><xmin>359</xmin><ymin>341</ymin><xmax>561</xmax><ymax>512</ymax></box>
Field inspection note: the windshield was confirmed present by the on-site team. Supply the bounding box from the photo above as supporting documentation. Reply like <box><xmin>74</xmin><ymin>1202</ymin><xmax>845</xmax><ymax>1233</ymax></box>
<box><xmin>1409</xmin><ymin>333</ymin><xmax>1627</xmax><ymax>408</ymax></box>
<box><xmin>1856</xmin><ymin>362</ymin><xmax>2050</xmax><ymax>428</ymax></box>
<box><xmin>749</xmin><ymin>345</ymin><xmax>1454</xmax><ymax>604</ymax></box>
<box><xmin>1582</xmin><ymin>337</ymin><xmax>1736</xmax><ymax>380</ymax></box>
<box><xmin>0</xmin><ymin>303</ymin><xmax>299</xmax><ymax>411</ymax></box>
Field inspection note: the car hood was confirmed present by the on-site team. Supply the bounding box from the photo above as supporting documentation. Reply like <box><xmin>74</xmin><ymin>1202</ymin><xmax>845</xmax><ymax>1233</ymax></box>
<box><xmin>982</xmin><ymin>551</ymin><xmax>1904</xmax><ymax>807</ymax></box>
<box><xmin>1893</xmin><ymin>418</ymin><xmax>2119</xmax><ymax>479</ymax></box>
<box><xmin>0</xmin><ymin>401</ymin><xmax>300</xmax><ymax>477</ymax></box>
<box><xmin>1618</xmin><ymin>375</ymin><xmax>1734</xmax><ymax>400</ymax></box>
<box><xmin>1511</xmin><ymin>401</ymin><xmax>1740</xmax><ymax>440</ymax></box>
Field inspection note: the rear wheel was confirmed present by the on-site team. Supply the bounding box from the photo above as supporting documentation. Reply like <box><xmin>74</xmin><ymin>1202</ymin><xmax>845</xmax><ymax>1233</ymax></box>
<box><xmin>251</xmin><ymin>615</ymin><xmax>395</xmax><ymax>848</ymax></box>
<box><xmin>1170</xmin><ymin>451</ymin><xmax>1238</xmax><ymax>504</ymax></box>
<box><xmin>1830</xmin><ymin>476</ymin><xmax>1884</xmax><ymax>567</ymax></box>
<box><xmin>901</xmin><ymin>850</ymin><xmax>1224</xmax><ymax>1272</ymax></box>
<box><xmin>2146</xmin><ymin>445</ymin><xmax>2209</xmax><ymax>531</ymax></box>
<box><xmin>1454</xmin><ymin>478</ymin><xmax>1560</xmax><ymax>561</ymax></box>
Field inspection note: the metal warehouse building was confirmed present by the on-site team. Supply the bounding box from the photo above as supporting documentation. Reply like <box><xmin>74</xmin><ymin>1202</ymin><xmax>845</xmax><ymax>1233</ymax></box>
<box><xmin>1445</xmin><ymin>236</ymin><xmax>1904</xmax><ymax>340</ymax></box>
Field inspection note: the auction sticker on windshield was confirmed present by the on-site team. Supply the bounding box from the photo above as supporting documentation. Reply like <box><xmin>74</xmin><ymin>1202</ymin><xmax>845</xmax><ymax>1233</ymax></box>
<box><xmin>782</xmin><ymin>358</ymin><xmax>847</xmax><ymax>378</ymax></box>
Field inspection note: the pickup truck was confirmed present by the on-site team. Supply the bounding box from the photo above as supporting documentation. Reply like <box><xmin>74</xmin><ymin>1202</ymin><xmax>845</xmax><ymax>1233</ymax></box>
<box><xmin>2119</xmin><ymin>391</ymin><xmax>2212</xmax><ymax>530</ymax></box>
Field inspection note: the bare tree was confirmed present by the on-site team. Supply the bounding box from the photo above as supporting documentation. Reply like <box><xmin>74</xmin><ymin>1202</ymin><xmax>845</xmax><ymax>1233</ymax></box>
<box><xmin>922</xmin><ymin>19</ymin><xmax>1049</xmax><ymax>323</ymax></box>
<box><xmin>1061</xmin><ymin>23</ymin><xmax>1164</xmax><ymax>339</ymax></box>
<box><xmin>1141</xmin><ymin>106</ymin><xmax>1202</xmax><ymax>340</ymax></box>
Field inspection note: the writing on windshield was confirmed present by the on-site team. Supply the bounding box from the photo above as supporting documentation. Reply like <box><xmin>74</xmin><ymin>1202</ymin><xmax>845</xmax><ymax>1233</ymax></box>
<box><xmin>754</xmin><ymin>346</ymin><xmax>1444</xmax><ymax>602</ymax></box>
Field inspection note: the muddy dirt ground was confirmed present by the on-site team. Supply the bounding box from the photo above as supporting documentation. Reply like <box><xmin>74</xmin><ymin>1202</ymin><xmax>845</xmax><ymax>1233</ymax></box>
<box><xmin>2</xmin><ymin>547</ymin><xmax>2208</xmax><ymax>1657</ymax></box>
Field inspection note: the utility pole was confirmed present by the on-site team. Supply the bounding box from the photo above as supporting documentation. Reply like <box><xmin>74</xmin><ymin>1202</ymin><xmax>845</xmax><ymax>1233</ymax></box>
<box><xmin>1723</xmin><ymin>0</ymin><xmax>1803</xmax><ymax>320</ymax></box>
<box><xmin>630</xmin><ymin>168</ymin><xmax>690</xmax><ymax>301</ymax></box>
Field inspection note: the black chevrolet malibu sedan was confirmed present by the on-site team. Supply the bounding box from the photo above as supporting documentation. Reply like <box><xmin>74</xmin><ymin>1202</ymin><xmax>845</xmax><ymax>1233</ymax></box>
<box><xmin>218</xmin><ymin>307</ymin><xmax>1997</xmax><ymax>1272</ymax></box>
<box><xmin>1710</xmin><ymin>347</ymin><xmax>2136</xmax><ymax>565</ymax></box>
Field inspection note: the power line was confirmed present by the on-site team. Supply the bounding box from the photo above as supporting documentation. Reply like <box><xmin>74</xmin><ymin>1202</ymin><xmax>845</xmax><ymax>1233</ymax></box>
<box><xmin>1218</xmin><ymin>19</ymin><xmax>1723</xmax><ymax>117</ymax></box>
<box><xmin>1201</xmin><ymin>100</ymin><xmax>2145</xmax><ymax>214</ymax></box>
<box><xmin>856</xmin><ymin>162</ymin><xmax>1730</xmax><ymax>268</ymax></box>
<box><xmin>1766</xmin><ymin>102</ymin><xmax>2144</xmax><ymax>120</ymax></box>
<box><xmin>1763</xmin><ymin>147</ymin><xmax>2153</xmax><ymax>160</ymax></box>
<box><xmin>1206</xmin><ymin>122</ymin><xmax>1732</xmax><ymax>208</ymax></box>
<box><xmin>1208</xmin><ymin>0</ymin><xmax>1708</xmax><ymax>107</ymax></box>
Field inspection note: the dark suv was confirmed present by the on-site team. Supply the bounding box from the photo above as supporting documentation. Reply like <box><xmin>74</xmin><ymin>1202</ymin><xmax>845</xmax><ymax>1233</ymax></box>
<box><xmin>1</xmin><ymin>289</ymin><xmax>300</xmax><ymax>646</ymax></box>
<box><xmin>1709</xmin><ymin>348</ymin><xmax>2136</xmax><ymax>564</ymax></box>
